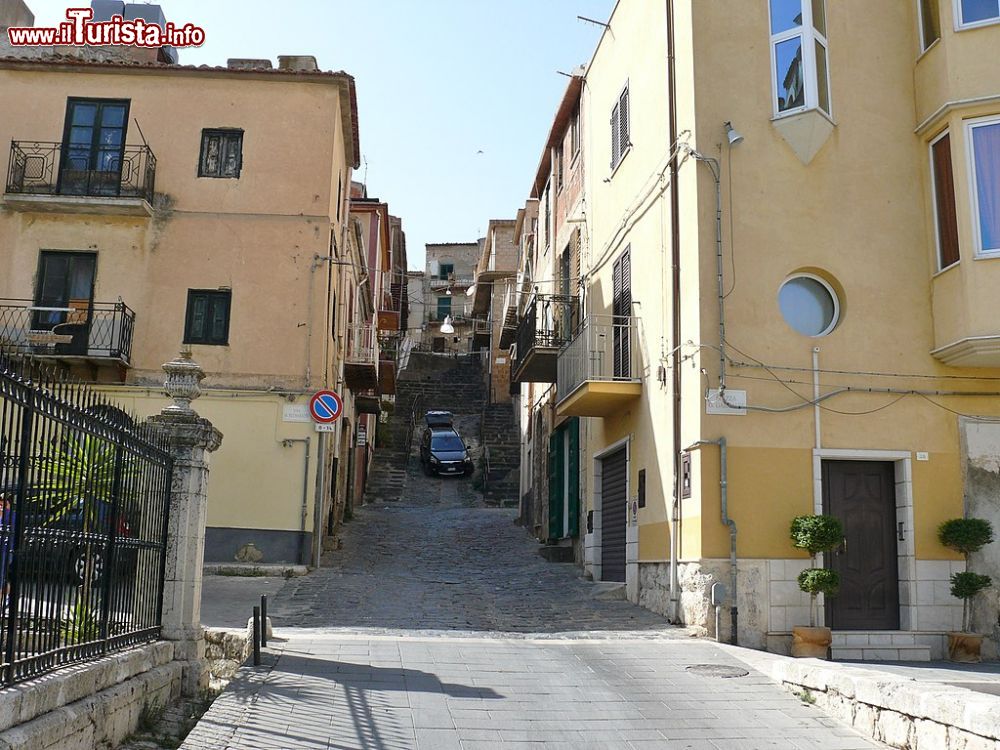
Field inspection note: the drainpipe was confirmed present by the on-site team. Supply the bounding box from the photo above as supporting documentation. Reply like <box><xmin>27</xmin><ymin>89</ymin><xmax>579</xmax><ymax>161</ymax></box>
<box><xmin>665</xmin><ymin>0</ymin><xmax>684</xmax><ymax>624</ymax></box>
<box><xmin>283</xmin><ymin>438</ymin><xmax>312</xmax><ymax>566</ymax></box>
<box><xmin>686</xmin><ymin>437</ymin><xmax>737</xmax><ymax>645</ymax></box>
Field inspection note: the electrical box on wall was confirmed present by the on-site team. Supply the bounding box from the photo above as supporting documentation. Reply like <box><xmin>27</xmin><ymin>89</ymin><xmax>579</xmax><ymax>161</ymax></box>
<box><xmin>706</xmin><ymin>389</ymin><xmax>747</xmax><ymax>415</ymax></box>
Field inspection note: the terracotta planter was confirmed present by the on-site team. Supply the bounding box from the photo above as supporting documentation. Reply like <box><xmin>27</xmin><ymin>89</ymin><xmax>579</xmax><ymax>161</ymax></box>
<box><xmin>947</xmin><ymin>632</ymin><xmax>983</xmax><ymax>663</ymax></box>
<box><xmin>791</xmin><ymin>626</ymin><xmax>832</xmax><ymax>659</ymax></box>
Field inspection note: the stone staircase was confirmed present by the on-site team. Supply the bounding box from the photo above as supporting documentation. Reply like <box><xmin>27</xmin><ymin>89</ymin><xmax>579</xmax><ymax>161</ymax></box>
<box><xmin>830</xmin><ymin>631</ymin><xmax>935</xmax><ymax>662</ymax></box>
<box><xmin>481</xmin><ymin>401</ymin><xmax>520</xmax><ymax>508</ymax></box>
<box><xmin>364</xmin><ymin>353</ymin><xmax>486</xmax><ymax>503</ymax></box>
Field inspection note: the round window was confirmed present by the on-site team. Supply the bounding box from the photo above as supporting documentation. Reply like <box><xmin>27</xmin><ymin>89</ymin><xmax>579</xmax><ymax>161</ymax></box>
<box><xmin>778</xmin><ymin>275</ymin><xmax>839</xmax><ymax>337</ymax></box>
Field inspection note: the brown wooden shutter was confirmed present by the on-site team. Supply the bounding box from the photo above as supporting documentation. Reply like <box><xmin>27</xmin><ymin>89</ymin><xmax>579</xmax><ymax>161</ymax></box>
<box><xmin>612</xmin><ymin>247</ymin><xmax>631</xmax><ymax>379</ymax></box>
<box><xmin>932</xmin><ymin>133</ymin><xmax>960</xmax><ymax>269</ymax></box>
<box><xmin>618</xmin><ymin>87</ymin><xmax>630</xmax><ymax>157</ymax></box>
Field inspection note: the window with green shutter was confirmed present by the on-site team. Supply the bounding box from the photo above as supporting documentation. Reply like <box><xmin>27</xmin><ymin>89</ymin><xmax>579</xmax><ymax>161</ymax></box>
<box><xmin>184</xmin><ymin>289</ymin><xmax>231</xmax><ymax>345</ymax></box>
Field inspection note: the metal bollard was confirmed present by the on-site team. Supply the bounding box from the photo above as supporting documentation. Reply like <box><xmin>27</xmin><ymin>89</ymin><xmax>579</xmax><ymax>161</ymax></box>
<box><xmin>260</xmin><ymin>595</ymin><xmax>268</xmax><ymax>647</ymax></box>
<box><xmin>252</xmin><ymin>605</ymin><xmax>261</xmax><ymax>666</ymax></box>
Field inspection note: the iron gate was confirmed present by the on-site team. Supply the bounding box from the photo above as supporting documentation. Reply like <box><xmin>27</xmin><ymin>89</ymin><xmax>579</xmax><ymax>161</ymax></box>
<box><xmin>0</xmin><ymin>356</ymin><xmax>172</xmax><ymax>686</ymax></box>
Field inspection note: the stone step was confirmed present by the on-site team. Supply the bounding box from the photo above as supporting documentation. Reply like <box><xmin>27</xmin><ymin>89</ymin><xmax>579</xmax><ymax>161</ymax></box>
<box><xmin>830</xmin><ymin>631</ymin><xmax>939</xmax><ymax>662</ymax></box>
<box><xmin>831</xmin><ymin>645</ymin><xmax>932</xmax><ymax>662</ymax></box>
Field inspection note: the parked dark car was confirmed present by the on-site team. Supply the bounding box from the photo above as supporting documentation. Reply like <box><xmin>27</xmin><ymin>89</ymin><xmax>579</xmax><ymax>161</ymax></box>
<box><xmin>0</xmin><ymin>483</ymin><xmax>135</xmax><ymax>586</ymax></box>
<box><xmin>420</xmin><ymin>427</ymin><xmax>474</xmax><ymax>477</ymax></box>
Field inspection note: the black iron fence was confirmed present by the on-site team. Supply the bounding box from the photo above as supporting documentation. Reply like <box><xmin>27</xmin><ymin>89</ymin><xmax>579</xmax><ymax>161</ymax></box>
<box><xmin>6</xmin><ymin>141</ymin><xmax>157</xmax><ymax>203</ymax></box>
<box><xmin>0</xmin><ymin>356</ymin><xmax>172</xmax><ymax>686</ymax></box>
<box><xmin>0</xmin><ymin>299</ymin><xmax>135</xmax><ymax>364</ymax></box>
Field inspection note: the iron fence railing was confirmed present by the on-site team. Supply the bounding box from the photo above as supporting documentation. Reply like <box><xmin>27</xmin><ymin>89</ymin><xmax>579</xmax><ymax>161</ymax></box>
<box><xmin>0</xmin><ymin>299</ymin><xmax>135</xmax><ymax>364</ymax></box>
<box><xmin>347</xmin><ymin>324</ymin><xmax>377</xmax><ymax>364</ymax></box>
<box><xmin>6</xmin><ymin>141</ymin><xmax>157</xmax><ymax>203</ymax></box>
<box><xmin>556</xmin><ymin>313</ymin><xmax>640</xmax><ymax>402</ymax></box>
<box><xmin>514</xmin><ymin>295</ymin><xmax>579</xmax><ymax>365</ymax></box>
<box><xmin>0</xmin><ymin>356</ymin><xmax>173</xmax><ymax>686</ymax></box>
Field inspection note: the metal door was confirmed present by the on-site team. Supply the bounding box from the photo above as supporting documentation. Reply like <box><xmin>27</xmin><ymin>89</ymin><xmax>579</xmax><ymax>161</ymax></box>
<box><xmin>600</xmin><ymin>447</ymin><xmax>627</xmax><ymax>582</ymax></box>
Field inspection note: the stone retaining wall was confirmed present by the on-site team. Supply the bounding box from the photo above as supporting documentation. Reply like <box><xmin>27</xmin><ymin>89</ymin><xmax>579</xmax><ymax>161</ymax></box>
<box><xmin>728</xmin><ymin>646</ymin><xmax>1000</xmax><ymax>750</ymax></box>
<box><xmin>0</xmin><ymin>642</ymin><xmax>181</xmax><ymax>750</ymax></box>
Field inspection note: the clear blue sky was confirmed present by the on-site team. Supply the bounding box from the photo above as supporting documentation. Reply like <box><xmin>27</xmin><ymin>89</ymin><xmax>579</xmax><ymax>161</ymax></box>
<box><xmin>27</xmin><ymin>1</ymin><xmax>614</xmax><ymax>269</ymax></box>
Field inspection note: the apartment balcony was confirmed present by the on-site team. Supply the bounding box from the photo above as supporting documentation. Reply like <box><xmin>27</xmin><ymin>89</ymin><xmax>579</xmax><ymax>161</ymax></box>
<box><xmin>555</xmin><ymin>314</ymin><xmax>642</xmax><ymax>417</ymax></box>
<box><xmin>0</xmin><ymin>299</ymin><xmax>135</xmax><ymax>368</ymax></box>
<box><xmin>512</xmin><ymin>296</ymin><xmax>579</xmax><ymax>384</ymax></box>
<box><xmin>377</xmin><ymin>309</ymin><xmax>400</xmax><ymax>336</ymax></box>
<box><xmin>428</xmin><ymin>276</ymin><xmax>474</xmax><ymax>291</ymax></box>
<box><xmin>344</xmin><ymin>324</ymin><xmax>378</xmax><ymax>393</ymax></box>
<box><xmin>4</xmin><ymin>141</ymin><xmax>156</xmax><ymax>216</ymax></box>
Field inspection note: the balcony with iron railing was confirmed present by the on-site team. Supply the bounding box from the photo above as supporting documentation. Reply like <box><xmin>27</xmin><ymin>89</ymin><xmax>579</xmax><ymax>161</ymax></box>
<box><xmin>555</xmin><ymin>313</ymin><xmax>642</xmax><ymax>417</ymax></box>
<box><xmin>0</xmin><ymin>299</ymin><xmax>135</xmax><ymax>367</ymax></box>
<box><xmin>344</xmin><ymin>324</ymin><xmax>378</xmax><ymax>392</ymax></box>
<box><xmin>512</xmin><ymin>295</ymin><xmax>579</xmax><ymax>384</ymax></box>
<box><xmin>4</xmin><ymin>141</ymin><xmax>156</xmax><ymax>215</ymax></box>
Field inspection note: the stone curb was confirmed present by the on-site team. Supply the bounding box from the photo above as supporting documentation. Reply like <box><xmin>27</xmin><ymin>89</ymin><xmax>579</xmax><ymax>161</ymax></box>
<box><xmin>719</xmin><ymin>644</ymin><xmax>1000</xmax><ymax>749</ymax></box>
<box><xmin>203</xmin><ymin>563</ymin><xmax>309</xmax><ymax>577</ymax></box>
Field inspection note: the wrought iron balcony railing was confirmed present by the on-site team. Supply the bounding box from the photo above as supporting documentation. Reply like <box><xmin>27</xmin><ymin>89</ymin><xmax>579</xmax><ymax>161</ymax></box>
<box><xmin>556</xmin><ymin>313</ymin><xmax>640</xmax><ymax>400</ymax></box>
<box><xmin>512</xmin><ymin>296</ymin><xmax>579</xmax><ymax>383</ymax></box>
<box><xmin>346</xmin><ymin>324</ymin><xmax>377</xmax><ymax>364</ymax></box>
<box><xmin>6</xmin><ymin>141</ymin><xmax>157</xmax><ymax>203</ymax></box>
<box><xmin>0</xmin><ymin>299</ymin><xmax>136</xmax><ymax>364</ymax></box>
<box><xmin>515</xmin><ymin>296</ymin><xmax>579</xmax><ymax>355</ymax></box>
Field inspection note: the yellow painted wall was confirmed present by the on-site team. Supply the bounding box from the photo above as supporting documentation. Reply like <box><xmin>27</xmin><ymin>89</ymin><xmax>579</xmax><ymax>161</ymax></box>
<box><xmin>577</xmin><ymin>0</ymin><xmax>1000</xmax><ymax>571</ymax></box>
<box><xmin>99</xmin><ymin>388</ymin><xmax>322</xmax><ymax>534</ymax></box>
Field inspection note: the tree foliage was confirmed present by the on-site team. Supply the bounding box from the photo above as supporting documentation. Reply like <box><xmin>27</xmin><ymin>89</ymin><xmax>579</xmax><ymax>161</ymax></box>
<box><xmin>938</xmin><ymin>518</ymin><xmax>994</xmax><ymax>556</ymax></box>
<box><xmin>790</xmin><ymin>515</ymin><xmax>843</xmax><ymax>557</ymax></box>
<box><xmin>798</xmin><ymin>568</ymin><xmax>840</xmax><ymax>597</ymax></box>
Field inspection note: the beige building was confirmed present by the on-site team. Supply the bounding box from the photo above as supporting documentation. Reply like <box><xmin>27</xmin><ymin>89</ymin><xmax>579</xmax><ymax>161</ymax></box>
<box><xmin>471</xmin><ymin>219</ymin><xmax>517</xmax><ymax>403</ymax></box>
<box><xmin>0</xmin><ymin>27</ymin><xmax>401</xmax><ymax>565</ymax></box>
<box><xmin>512</xmin><ymin>0</ymin><xmax>1000</xmax><ymax>659</ymax></box>
<box><xmin>509</xmin><ymin>73</ymin><xmax>586</xmax><ymax>551</ymax></box>
<box><xmin>422</xmin><ymin>242</ymin><xmax>479</xmax><ymax>353</ymax></box>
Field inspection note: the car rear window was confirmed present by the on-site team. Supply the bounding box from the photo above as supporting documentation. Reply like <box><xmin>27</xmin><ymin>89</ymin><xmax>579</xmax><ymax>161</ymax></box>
<box><xmin>431</xmin><ymin>434</ymin><xmax>465</xmax><ymax>452</ymax></box>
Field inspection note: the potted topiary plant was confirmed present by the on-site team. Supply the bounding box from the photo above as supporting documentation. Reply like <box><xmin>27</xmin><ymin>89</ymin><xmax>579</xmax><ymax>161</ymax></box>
<box><xmin>789</xmin><ymin>514</ymin><xmax>843</xmax><ymax>659</ymax></box>
<box><xmin>937</xmin><ymin>517</ymin><xmax>994</xmax><ymax>663</ymax></box>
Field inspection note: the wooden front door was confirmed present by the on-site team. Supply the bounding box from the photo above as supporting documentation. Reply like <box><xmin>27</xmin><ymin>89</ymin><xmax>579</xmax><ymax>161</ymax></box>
<box><xmin>823</xmin><ymin>460</ymin><xmax>900</xmax><ymax>630</ymax></box>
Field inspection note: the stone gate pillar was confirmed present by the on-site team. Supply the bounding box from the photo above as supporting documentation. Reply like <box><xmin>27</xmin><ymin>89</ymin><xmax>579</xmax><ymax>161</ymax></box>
<box><xmin>148</xmin><ymin>351</ymin><xmax>223</xmax><ymax>695</ymax></box>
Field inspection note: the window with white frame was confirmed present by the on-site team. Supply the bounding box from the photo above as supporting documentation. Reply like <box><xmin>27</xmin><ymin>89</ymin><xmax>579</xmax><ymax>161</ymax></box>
<box><xmin>955</xmin><ymin>0</ymin><xmax>1000</xmax><ymax>28</ymax></box>
<box><xmin>610</xmin><ymin>84</ymin><xmax>630</xmax><ymax>170</ymax></box>
<box><xmin>769</xmin><ymin>0</ymin><xmax>831</xmax><ymax>117</ymax></box>
<box><xmin>918</xmin><ymin>0</ymin><xmax>941</xmax><ymax>51</ymax></box>
<box><xmin>967</xmin><ymin>116</ymin><xmax>1000</xmax><ymax>256</ymax></box>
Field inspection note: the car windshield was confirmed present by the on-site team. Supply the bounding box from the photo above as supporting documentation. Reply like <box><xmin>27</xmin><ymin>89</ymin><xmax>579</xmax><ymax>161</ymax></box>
<box><xmin>431</xmin><ymin>434</ymin><xmax>465</xmax><ymax>452</ymax></box>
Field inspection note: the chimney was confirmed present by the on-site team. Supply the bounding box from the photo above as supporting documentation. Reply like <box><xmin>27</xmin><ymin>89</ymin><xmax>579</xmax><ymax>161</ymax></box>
<box><xmin>227</xmin><ymin>58</ymin><xmax>274</xmax><ymax>71</ymax></box>
<box><xmin>277</xmin><ymin>55</ymin><xmax>319</xmax><ymax>72</ymax></box>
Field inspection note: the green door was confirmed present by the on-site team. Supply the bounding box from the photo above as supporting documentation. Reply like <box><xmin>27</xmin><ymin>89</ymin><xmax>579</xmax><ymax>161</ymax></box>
<box><xmin>567</xmin><ymin>418</ymin><xmax>580</xmax><ymax>537</ymax></box>
<box><xmin>548</xmin><ymin>432</ymin><xmax>563</xmax><ymax>542</ymax></box>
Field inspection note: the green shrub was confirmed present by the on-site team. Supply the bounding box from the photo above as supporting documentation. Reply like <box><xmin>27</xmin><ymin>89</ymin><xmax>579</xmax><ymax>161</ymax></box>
<box><xmin>790</xmin><ymin>515</ymin><xmax>843</xmax><ymax>557</ymax></box>
<box><xmin>798</xmin><ymin>568</ymin><xmax>840</xmax><ymax>598</ymax></box>
<box><xmin>938</xmin><ymin>518</ymin><xmax>994</xmax><ymax>555</ymax></box>
<box><xmin>951</xmin><ymin>571</ymin><xmax>992</xmax><ymax>601</ymax></box>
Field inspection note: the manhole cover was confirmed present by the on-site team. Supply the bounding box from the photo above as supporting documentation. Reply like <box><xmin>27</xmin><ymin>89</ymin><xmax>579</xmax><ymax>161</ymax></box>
<box><xmin>685</xmin><ymin>664</ymin><xmax>749</xmax><ymax>678</ymax></box>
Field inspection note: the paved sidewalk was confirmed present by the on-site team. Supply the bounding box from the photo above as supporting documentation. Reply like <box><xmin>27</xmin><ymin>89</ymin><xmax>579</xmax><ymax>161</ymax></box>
<box><xmin>182</xmin><ymin>633</ymin><xmax>883</xmax><ymax>750</ymax></box>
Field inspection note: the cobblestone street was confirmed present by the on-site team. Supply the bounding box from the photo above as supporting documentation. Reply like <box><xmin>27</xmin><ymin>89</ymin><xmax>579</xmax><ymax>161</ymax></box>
<box><xmin>188</xmin><ymin>462</ymin><xmax>883</xmax><ymax>749</ymax></box>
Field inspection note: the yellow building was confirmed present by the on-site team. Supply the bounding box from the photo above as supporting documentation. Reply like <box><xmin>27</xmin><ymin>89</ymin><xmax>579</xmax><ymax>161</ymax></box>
<box><xmin>516</xmin><ymin>0</ymin><xmax>1000</xmax><ymax>659</ymax></box>
<box><xmin>0</xmin><ymin>51</ymin><xmax>390</xmax><ymax>566</ymax></box>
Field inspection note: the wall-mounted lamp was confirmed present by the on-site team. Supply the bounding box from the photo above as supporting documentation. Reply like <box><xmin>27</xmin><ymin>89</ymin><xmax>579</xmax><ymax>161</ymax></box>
<box><xmin>724</xmin><ymin>121</ymin><xmax>744</xmax><ymax>147</ymax></box>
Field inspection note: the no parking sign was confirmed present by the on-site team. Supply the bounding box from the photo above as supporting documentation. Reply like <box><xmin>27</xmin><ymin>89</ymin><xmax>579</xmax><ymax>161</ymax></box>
<box><xmin>309</xmin><ymin>390</ymin><xmax>343</xmax><ymax>431</ymax></box>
